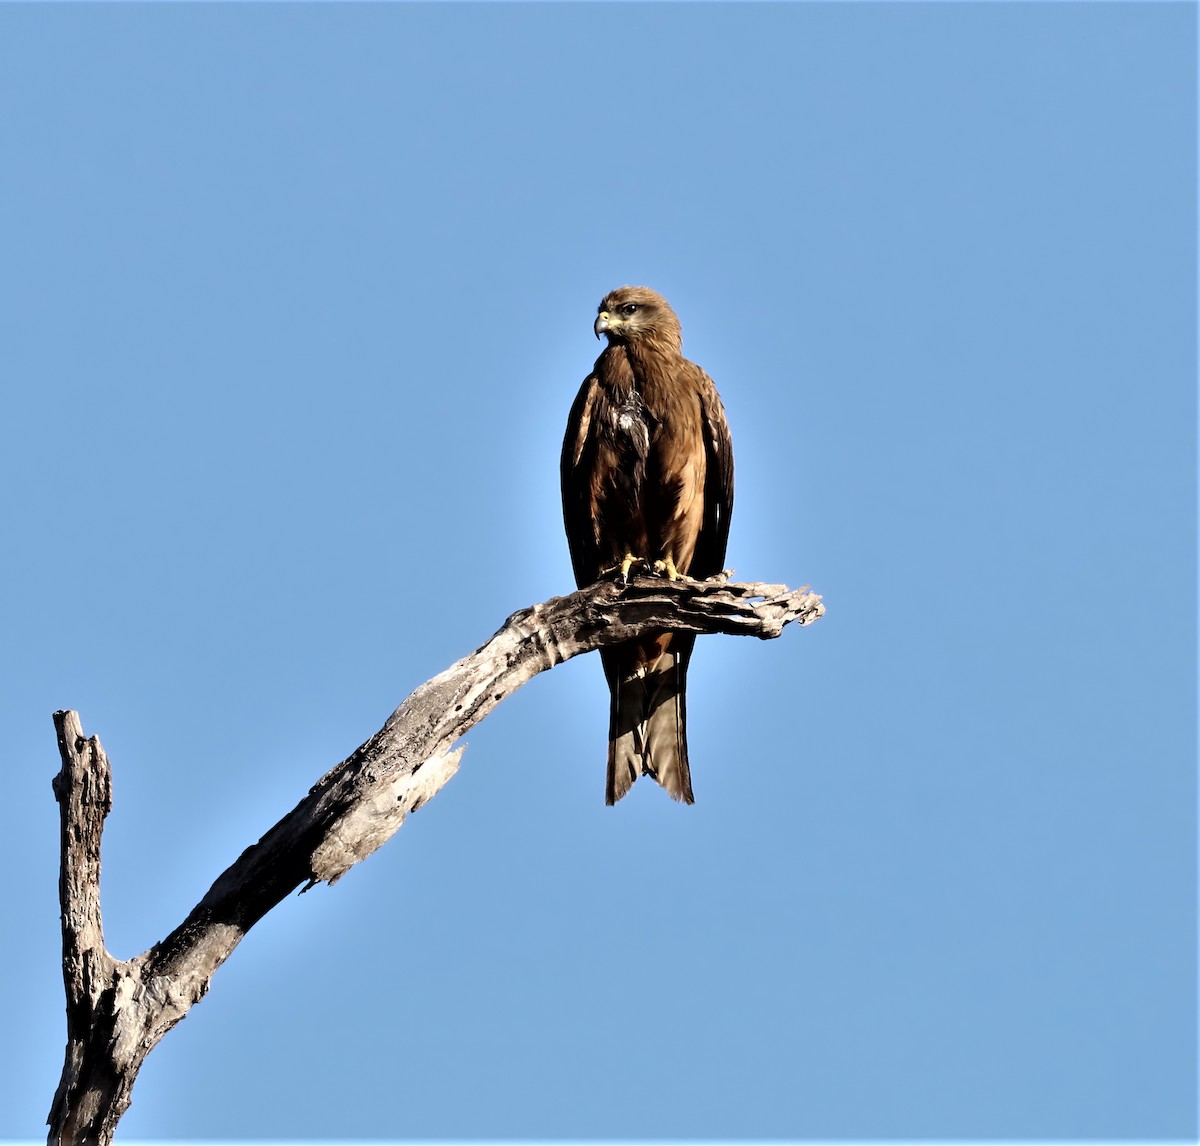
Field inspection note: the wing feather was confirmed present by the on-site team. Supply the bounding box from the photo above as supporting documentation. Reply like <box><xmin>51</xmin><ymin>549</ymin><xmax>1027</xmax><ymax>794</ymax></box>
<box><xmin>692</xmin><ymin>365</ymin><xmax>735</xmax><ymax>578</ymax></box>
<box><xmin>560</xmin><ymin>373</ymin><xmax>603</xmax><ymax>586</ymax></box>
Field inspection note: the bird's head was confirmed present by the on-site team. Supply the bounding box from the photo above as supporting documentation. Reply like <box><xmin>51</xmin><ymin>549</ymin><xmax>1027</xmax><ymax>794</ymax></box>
<box><xmin>594</xmin><ymin>286</ymin><xmax>682</xmax><ymax>354</ymax></box>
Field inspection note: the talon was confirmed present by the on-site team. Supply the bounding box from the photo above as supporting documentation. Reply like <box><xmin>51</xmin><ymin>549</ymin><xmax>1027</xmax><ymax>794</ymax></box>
<box><xmin>652</xmin><ymin>556</ymin><xmax>681</xmax><ymax>581</ymax></box>
<box><xmin>600</xmin><ymin>553</ymin><xmax>647</xmax><ymax>584</ymax></box>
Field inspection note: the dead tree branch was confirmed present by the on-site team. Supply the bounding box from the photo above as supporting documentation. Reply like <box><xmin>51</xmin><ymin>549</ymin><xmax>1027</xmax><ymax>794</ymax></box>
<box><xmin>47</xmin><ymin>574</ymin><xmax>823</xmax><ymax>1144</ymax></box>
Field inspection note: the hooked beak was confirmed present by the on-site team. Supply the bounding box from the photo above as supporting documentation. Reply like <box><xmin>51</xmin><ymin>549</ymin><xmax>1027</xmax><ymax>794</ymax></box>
<box><xmin>594</xmin><ymin>311</ymin><xmax>613</xmax><ymax>340</ymax></box>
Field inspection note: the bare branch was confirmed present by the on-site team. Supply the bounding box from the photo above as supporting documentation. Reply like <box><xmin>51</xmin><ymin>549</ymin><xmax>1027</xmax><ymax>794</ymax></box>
<box><xmin>47</xmin><ymin>574</ymin><xmax>823</xmax><ymax>1143</ymax></box>
<box><xmin>48</xmin><ymin>712</ymin><xmax>129</xmax><ymax>1142</ymax></box>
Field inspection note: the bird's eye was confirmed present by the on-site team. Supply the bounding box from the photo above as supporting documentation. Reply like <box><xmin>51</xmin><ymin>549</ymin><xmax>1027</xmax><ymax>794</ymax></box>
<box><xmin>620</xmin><ymin>303</ymin><xmax>639</xmax><ymax>316</ymax></box>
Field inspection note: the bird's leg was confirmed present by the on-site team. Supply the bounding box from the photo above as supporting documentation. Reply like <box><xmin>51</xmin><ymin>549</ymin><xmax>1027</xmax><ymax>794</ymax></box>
<box><xmin>652</xmin><ymin>555</ymin><xmax>681</xmax><ymax>581</ymax></box>
<box><xmin>600</xmin><ymin>553</ymin><xmax>648</xmax><ymax>584</ymax></box>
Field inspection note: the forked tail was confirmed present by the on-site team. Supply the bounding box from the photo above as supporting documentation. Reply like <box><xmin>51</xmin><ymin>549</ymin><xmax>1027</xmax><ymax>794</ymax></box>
<box><xmin>603</xmin><ymin>637</ymin><xmax>695</xmax><ymax>805</ymax></box>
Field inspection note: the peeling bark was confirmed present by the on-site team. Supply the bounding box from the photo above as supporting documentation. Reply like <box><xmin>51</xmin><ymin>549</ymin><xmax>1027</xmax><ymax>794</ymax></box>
<box><xmin>48</xmin><ymin>573</ymin><xmax>823</xmax><ymax>1143</ymax></box>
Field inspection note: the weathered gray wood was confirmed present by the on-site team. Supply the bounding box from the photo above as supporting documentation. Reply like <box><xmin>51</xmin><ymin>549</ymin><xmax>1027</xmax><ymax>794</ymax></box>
<box><xmin>48</xmin><ymin>713</ymin><xmax>128</xmax><ymax>1142</ymax></box>
<box><xmin>48</xmin><ymin>573</ymin><xmax>823</xmax><ymax>1143</ymax></box>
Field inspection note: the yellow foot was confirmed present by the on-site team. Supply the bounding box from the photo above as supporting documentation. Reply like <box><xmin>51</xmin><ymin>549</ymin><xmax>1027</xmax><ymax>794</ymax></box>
<box><xmin>652</xmin><ymin>556</ymin><xmax>681</xmax><ymax>581</ymax></box>
<box><xmin>600</xmin><ymin>554</ymin><xmax>647</xmax><ymax>584</ymax></box>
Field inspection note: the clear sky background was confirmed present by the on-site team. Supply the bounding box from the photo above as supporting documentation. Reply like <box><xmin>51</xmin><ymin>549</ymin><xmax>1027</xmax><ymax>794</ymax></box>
<box><xmin>1</xmin><ymin>2</ymin><xmax>1195</xmax><ymax>1142</ymax></box>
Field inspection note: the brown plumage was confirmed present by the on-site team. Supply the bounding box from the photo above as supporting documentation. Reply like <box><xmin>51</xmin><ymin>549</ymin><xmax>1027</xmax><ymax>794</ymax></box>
<box><xmin>561</xmin><ymin>286</ymin><xmax>734</xmax><ymax>804</ymax></box>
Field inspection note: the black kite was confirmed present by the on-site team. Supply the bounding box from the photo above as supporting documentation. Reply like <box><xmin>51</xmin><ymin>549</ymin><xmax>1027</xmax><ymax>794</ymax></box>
<box><xmin>561</xmin><ymin>286</ymin><xmax>734</xmax><ymax>804</ymax></box>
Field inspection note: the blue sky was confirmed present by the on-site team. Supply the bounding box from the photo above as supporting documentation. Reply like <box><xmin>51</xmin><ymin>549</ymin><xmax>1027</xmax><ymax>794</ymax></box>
<box><xmin>1</xmin><ymin>2</ymin><xmax>1195</xmax><ymax>1141</ymax></box>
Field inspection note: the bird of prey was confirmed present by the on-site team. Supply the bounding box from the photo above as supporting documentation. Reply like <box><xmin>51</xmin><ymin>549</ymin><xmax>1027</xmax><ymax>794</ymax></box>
<box><xmin>561</xmin><ymin>286</ymin><xmax>734</xmax><ymax>804</ymax></box>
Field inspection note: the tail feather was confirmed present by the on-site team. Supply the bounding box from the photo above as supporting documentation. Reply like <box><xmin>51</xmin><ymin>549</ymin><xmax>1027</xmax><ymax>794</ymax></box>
<box><xmin>603</xmin><ymin>638</ymin><xmax>695</xmax><ymax>805</ymax></box>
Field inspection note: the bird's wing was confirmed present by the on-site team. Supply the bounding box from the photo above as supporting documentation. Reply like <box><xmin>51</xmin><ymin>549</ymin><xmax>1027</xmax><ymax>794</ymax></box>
<box><xmin>692</xmin><ymin>364</ymin><xmax>735</xmax><ymax>578</ymax></box>
<box><xmin>560</xmin><ymin>372</ymin><xmax>604</xmax><ymax>587</ymax></box>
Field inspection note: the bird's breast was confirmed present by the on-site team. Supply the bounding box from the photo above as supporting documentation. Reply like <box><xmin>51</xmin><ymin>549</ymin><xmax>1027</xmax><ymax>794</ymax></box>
<box><xmin>609</xmin><ymin>389</ymin><xmax>650</xmax><ymax>458</ymax></box>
